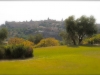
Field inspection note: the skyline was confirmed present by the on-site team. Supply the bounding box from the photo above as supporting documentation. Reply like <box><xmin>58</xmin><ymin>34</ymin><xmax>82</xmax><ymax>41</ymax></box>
<box><xmin>0</xmin><ymin>1</ymin><xmax>100</xmax><ymax>25</ymax></box>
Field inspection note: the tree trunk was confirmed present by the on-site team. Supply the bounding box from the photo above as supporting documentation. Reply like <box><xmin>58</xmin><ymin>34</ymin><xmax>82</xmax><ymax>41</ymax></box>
<box><xmin>79</xmin><ymin>38</ymin><xmax>82</xmax><ymax>45</ymax></box>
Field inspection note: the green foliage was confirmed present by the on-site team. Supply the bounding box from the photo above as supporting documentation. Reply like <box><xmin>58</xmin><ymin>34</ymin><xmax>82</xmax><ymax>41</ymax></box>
<box><xmin>76</xmin><ymin>15</ymin><xmax>97</xmax><ymax>44</ymax></box>
<box><xmin>65</xmin><ymin>16</ymin><xmax>77</xmax><ymax>45</ymax></box>
<box><xmin>0</xmin><ymin>46</ymin><xmax>5</xmax><ymax>59</ymax></box>
<box><xmin>8</xmin><ymin>37</ymin><xmax>34</xmax><ymax>47</ymax></box>
<box><xmin>28</xmin><ymin>34</ymin><xmax>43</xmax><ymax>44</ymax></box>
<box><xmin>5</xmin><ymin>45</ymin><xmax>12</xmax><ymax>59</ymax></box>
<box><xmin>64</xmin><ymin>15</ymin><xmax>97</xmax><ymax>45</ymax></box>
<box><xmin>11</xmin><ymin>45</ymin><xmax>26</xmax><ymax>58</ymax></box>
<box><xmin>59</xmin><ymin>31</ymin><xmax>67</xmax><ymax>45</ymax></box>
<box><xmin>28</xmin><ymin>35</ymin><xmax>34</xmax><ymax>43</ymax></box>
<box><xmin>35</xmin><ymin>38</ymin><xmax>59</xmax><ymax>47</ymax></box>
<box><xmin>82</xmin><ymin>34</ymin><xmax>100</xmax><ymax>45</ymax></box>
<box><xmin>8</xmin><ymin>37</ymin><xmax>24</xmax><ymax>45</ymax></box>
<box><xmin>1</xmin><ymin>20</ymin><xmax>64</xmax><ymax>40</ymax></box>
<box><xmin>7</xmin><ymin>37</ymin><xmax>34</xmax><ymax>59</ymax></box>
<box><xmin>0</xmin><ymin>44</ymin><xmax>33</xmax><ymax>60</ymax></box>
<box><xmin>0</xmin><ymin>28</ymin><xmax>8</xmax><ymax>44</ymax></box>
<box><xmin>4</xmin><ymin>44</ymin><xmax>33</xmax><ymax>59</ymax></box>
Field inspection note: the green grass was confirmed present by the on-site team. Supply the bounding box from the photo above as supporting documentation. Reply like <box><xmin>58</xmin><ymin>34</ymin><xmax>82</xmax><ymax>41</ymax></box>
<box><xmin>0</xmin><ymin>46</ymin><xmax>100</xmax><ymax>74</ymax></box>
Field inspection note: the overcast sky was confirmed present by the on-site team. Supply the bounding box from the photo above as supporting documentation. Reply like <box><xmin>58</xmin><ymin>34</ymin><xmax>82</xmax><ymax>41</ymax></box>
<box><xmin>0</xmin><ymin>1</ymin><xmax>100</xmax><ymax>25</ymax></box>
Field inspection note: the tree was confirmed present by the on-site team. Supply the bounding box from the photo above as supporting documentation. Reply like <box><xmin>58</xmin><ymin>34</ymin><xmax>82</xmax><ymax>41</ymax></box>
<box><xmin>0</xmin><ymin>28</ymin><xmax>8</xmax><ymax>44</ymax></box>
<box><xmin>76</xmin><ymin>15</ymin><xmax>97</xmax><ymax>44</ymax></box>
<box><xmin>59</xmin><ymin>31</ymin><xmax>67</xmax><ymax>45</ymax></box>
<box><xmin>28</xmin><ymin>34</ymin><xmax>43</xmax><ymax>44</ymax></box>
<box><xmin>65</xmin><ymin>16</ymin><xmax>77</xmax><ymax>45</ymax></box>
<box><xmin>28</xmin><ymin>35</ymin><xmax>34</xmax><ymax>43</ymax></box>
<box><xmin>64</xmin><ymin>15</ymin><xmax>97</xmax><ymax>45</ymax></box>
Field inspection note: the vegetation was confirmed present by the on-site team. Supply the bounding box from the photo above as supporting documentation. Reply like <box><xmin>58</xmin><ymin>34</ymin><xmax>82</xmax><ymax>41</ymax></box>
<box><xmin>0</xmin><ymin>46</ymin><xmax>100</xmax><ymax>74</ymax></box>
<box><xmin>65</xmin><ymin>15</ymin><xmax>97</xmax><ymax>45</ymax></box>
<box><xmin>82</xmin><ymin>34</ymin><xmax>100</xmax><ymax>45</ymax></box>
<box><xmin>65</xmin><ymin>16</ymin><xmax>77</xmax><ymax>45</ymax></box>
<box><xmin>0</xmin><ymin>28</ymin><xmax>8</xmax><ymax>44</ymax></box>
<box><xmin>0</xmin><ymin>44</ymin><xmax>33</xmax><ymax>59</ymax></box>
<box><xmin>28</xmin><ymin>34</ymin><xmax>43</xmax><ymax>44</ymax></box>
<box><xmin>76</xmin><ymin>15</ymin><xmax>97</xmax><ymax>44</ymax></box>
<box><xmin>59</xmin><ymin>31</ymin><xmax>67</xmax><ymax>45</ymax></box>
<box><xmin>8</xmin><ymin>37</ymin><xmax>24</xmax><ymax>45</ymax></box>
<box><xmin>0</xmin><ymin>15</ymin><xmax>100</xmax><ymax>74</ymax></box>
<box><xmin>5</xmin><ymin>44</ymin><xmax>33</xmax><ymax>59</ymax></box>
<box><xmin>0</xmin><ymin>37</ymin><xmax>34</xmax><ymax>59</ymax></box>
<box><xmin>0</xmin><ymin>19</ymin><xmax>64</xmax><ymax>40</ymax></box>
<box><xmin>35</xmin><ymin>37</ymin><xmax>60</xmax><ymax>47</ymax></box>
<box><xmin>0</xmin><ymin>18</ymin><xmax>100</xmax><ymax>41</ymax></box>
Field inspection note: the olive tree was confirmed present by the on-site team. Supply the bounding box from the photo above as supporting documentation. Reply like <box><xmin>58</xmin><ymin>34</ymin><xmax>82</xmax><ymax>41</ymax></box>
<box><xmin>65</xmin><ymin>16</ymin><xmax>77</xmax><ymax>45</ymax></box>
<box><xmin>76</xmin><ymin>15</ymin><xmax>97</xmax><ymax>44</ymax></box>
<box><xmin>65</xmin><ymin>15</ymin><xmax>97</xmax><ymax>45</ymax></box>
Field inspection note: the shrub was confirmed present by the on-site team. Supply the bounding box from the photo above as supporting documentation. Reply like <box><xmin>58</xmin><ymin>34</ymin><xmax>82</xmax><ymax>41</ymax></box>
<box><xmin>11</xmin><ymin>44</ymin><xmax>25</xmax><ymax>59</ymax></box>
<box><xmin>5</xmin><ymin>45</ymin><xmax>12</xmax><ymax>59</ymax></box>
<box><xmin>8</xmin><ymin>37</ymin><xmax>34</xmax><ymax>47</ymax></box>
<box><xmin>82</xmin><ymin>34</ymin><xmax>100</xmax><ymax>45</ymax></box>
<box><xmin>5</xmin><ymin>44</ymin><xmax>33</xmax><ymax>59</ymax></box>
<box><xmin>22</xmin><ymin>40</ymin><xmax>34</xmax><ymax>48</ymax></box>
<box><xmin>35</xmin><ymin>38</ymin><xmax>59</xmax><ymax>47</ymax></box>
<box><xmin>0</xmin><ymin>37</ymin><xmax>34</xmax><ymax>59</ymax></box>
<box><xmin>24</xmin><ymin>46</ymin><xmax>33</xmax><ymax>57</ymax></box>
<box><xmin>8</xmin><ymin>37</ymin><xmax>24</xmax><ymax>45</ymax></box>
<box><xmin>0</xmin><ymin>46</ymin><xmax>5</xmax><ymax>59</ymax></box>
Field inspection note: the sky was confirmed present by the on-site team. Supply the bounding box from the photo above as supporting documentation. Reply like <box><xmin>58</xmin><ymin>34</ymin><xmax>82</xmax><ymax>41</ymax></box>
<box><xmin>0</xmin><ymin>1</ymin><xmax>100</xmax><ymax>25</ymax></box>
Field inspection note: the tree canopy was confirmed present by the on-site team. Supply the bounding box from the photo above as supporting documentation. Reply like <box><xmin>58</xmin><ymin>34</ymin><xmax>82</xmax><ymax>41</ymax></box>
<box><xmin>76</xmin><ymin>15</ymin><xmax>97</xmax><ymax>44</ymax></box>
<box><xmin>28</xmin><ymin>34</ymin><xmax>43</xmax><ymax>44</ymax></box>
<box><xmin>65</xmin><ymin>15</ymin><xmax>97</xmax><ymax>45</ymax></box>
<box><xmin>0</xmin><ymin>28</ymin><xmax>8</xmax><ymax>44</ymax></box>
<box><xmin>65</xmin><ymin>16</ymin><xmax>77</xmax><ymax>45</ymax></box>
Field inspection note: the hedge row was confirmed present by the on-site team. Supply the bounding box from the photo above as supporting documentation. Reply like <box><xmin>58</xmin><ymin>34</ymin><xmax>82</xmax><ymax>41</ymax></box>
<box><xmin>0</xmin><ymin>44</ymin><xmax>33</xmax><ymax>59</ymax></box>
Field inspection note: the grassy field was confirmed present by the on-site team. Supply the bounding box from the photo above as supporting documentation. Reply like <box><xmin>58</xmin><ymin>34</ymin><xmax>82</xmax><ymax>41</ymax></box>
<box><xmin>0</xmin><ymin>46</ymin><xmax>100</xmax><ymax>74</ymax></box>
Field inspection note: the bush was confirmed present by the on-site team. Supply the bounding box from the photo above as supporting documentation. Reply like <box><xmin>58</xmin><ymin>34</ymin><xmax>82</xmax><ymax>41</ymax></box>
<box><xmin>22</xmin><ymin>40</ymin><xmax>34</xmax><ymax>48</ymax></box>
<box><xmin>0</xmin><ymin>37</ymin><xmax>34</xmax><ymax>59</ymax></box>
<box><xmin>8</xmin><ymin>37</ymin><xmax>34</xmax><ymax>47</ymax></box>
<box><xmin>82</xmin><ymin>34</ymin><xmax>100</xmax><ymax>45</ymax></box>
<box><xmin>24</xmin><ymin>47</ymin><xmax>33</xmax><ymax>57</ymax></box>
<box><xmin>0</xmin><ymin>44</ymin><xmax>33</xmax><ymax>59</ymax></box>
<box><xmin>5</xmin><ymin>44</ymin><xmax>33</xmax><ymax>59</ymax></box>
<box><xmin>0</xmin><ymin>46</ymin><xmax>6</xmax><ymax>59</ymax></box>
<box><xmin>0</xmin><ymin>47</ymin><xmax>5</xmax><ymax>59</ymax></box>
<box><xmin>8</xmin><ymin>37</ymin><xmax>24</xmax><ymax>45</ymax></box>
<box><xmin>5</xmin><ymin>45</ymin><xmax>12</xmax><ymax>59</ymax></box>
<box><xmin>12</xmin><ymin>45</ymin><xmax>25</xmax><ymax>58</ymax></box>
<box><xmin>35</xmin><ymin>38</ymin><xmax>59</xmax><ymax>48</ymax></box>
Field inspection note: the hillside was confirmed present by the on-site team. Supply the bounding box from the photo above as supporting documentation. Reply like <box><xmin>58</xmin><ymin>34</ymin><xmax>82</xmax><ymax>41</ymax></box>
<box><xmin>0</xmin><ymin>19</ymin><xmax>65</xmax><ymax>40</ymax></box>
<box><xmin>0</xmin><ymin>19</ymin><xmax>100</xmax><ymax>40</ymax></box>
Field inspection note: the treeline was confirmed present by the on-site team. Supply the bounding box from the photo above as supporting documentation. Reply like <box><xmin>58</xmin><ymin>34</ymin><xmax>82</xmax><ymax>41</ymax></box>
<box><xmin>0</xmin><ymin>18</ymin><xmax>100</xmax><ymax>41</ymax></box>
<box><xmin>0</xmin><ymin>18</ymin><xmax>65</xmax><ymax>40</ymax></box>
